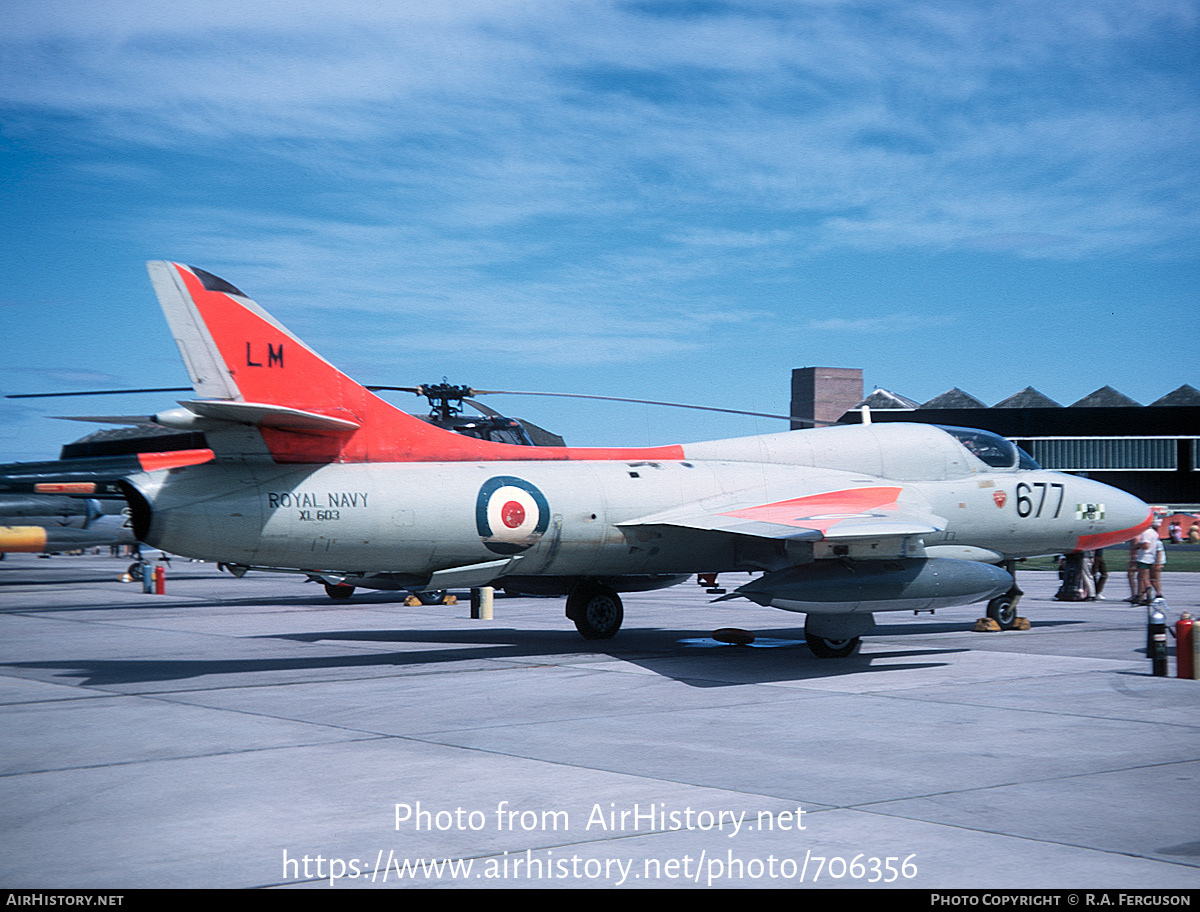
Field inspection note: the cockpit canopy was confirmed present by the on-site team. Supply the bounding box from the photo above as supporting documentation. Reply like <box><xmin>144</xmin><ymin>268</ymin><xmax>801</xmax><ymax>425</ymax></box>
<box><xmin>938</xmin><ymin>426</ymin><xmax>1041</xmax><ymax>471</ymax></box>
<box><xmin>449</xmin><ymin>416</ymin><xmax>534</xmax><ymax>447</ymax></box>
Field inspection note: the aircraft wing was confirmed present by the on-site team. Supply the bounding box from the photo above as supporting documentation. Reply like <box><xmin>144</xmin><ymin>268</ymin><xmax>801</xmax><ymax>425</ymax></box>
<box><xmin>617</xmin><ymin>483</ymin><xmax>945</xmax><ymax>543</ymax></box>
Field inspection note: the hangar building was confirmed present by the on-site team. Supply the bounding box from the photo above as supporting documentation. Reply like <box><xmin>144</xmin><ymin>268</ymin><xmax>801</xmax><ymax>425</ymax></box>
<box><xmin>791</xmin><ymin>367</ymin><xmax>1200</xmax><ymax>509</ymax></box>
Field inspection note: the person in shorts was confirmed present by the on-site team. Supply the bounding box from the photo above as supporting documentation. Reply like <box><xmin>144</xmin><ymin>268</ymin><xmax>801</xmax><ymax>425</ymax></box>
<box><xmin>1131</xmin><ymin>526</ymin><xmax>1161</xmax><ymax>604</ymax></box>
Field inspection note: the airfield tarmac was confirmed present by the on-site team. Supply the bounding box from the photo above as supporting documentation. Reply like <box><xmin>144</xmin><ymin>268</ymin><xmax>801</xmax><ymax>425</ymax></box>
<box><xmin>0</xmin><ymin>553</ymin><xmax>1197</xmax><ymax>891</ymax></box>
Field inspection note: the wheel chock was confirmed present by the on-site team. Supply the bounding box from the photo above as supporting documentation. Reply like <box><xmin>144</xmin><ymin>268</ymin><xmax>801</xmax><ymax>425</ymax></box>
<box><xmin>405</xmin><ymin>594</ymin><xmax>456</xmax><ymax>606</ymax></box>
<box><xmin>974</xmin><ymin>617</ymin><xmax>1031</xmax><ymax>632</ymax></box>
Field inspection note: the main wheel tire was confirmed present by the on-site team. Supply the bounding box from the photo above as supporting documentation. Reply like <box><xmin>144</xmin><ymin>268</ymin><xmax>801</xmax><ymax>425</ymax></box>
<box><xmin>805</xmin><ymin>633</ymin><xmax>861</xmax><ymax>658</ymax></box>
<box><xmin>566</xmin><ymin>583</ymin><xmax>624</xmax><ymax>640</ymax></box>
<box><xmin>324</xmin><ymin>583</ymin><xmax>355</xmax><ymax>600</ymax></box>
<box><xmin>986</xmin><ymin>594</ymin><xmax>1018</xmax><ymax>630</ymax></box>
<box><xmin>416</xmin><ymin>590</ymin><xmax>447</xmax><ymax>606</ymax></box>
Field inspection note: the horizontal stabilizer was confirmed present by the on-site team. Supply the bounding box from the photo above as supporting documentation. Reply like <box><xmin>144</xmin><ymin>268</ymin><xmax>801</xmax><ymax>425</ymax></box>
<box><xmin>177</xmin><ymin>400</ymin><xmax>361</xmax><ymax>433</ymax></box>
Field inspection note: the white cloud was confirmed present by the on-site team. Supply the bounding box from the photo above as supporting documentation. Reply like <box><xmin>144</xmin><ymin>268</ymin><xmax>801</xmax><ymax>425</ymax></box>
<box><xmin>807</xmin><ymin>313</ymin><xmax>957</xmax><ymax>334</ymax></box>
<box><xmin>2</xmin><ymin>0</ymin><xmax>1196</xmax><ymax>384</ymax></box>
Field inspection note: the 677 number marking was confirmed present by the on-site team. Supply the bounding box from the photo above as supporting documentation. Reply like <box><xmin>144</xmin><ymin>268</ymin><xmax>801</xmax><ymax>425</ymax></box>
<box><xmin>1015</xmin><ymin>482</ymin><xmax>1064</xmax><ymax>518</ymax></box>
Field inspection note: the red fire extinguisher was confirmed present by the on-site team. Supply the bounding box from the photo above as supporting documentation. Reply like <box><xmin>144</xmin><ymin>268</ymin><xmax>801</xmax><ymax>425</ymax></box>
<box><xmin>1176</xmin><ymin>612</ymin><xmax>1194</xmax><ymax>680</ymax></box>
<box><xmin>154</xmin><ymin>562</ymin><xmax>166</xmax><ymax>595</ymax></box>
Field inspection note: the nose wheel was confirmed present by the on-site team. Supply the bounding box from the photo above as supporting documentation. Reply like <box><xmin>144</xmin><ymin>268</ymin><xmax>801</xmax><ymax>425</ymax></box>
<box><xmin>986</xmin><ymin>567</ymin><xmax>1023</xmax><ymax>630</ymax></box>
<box><xmin>986</xmin><ymin>594</ymin><xmax>1019</xmax><ymax>629</ymax></box>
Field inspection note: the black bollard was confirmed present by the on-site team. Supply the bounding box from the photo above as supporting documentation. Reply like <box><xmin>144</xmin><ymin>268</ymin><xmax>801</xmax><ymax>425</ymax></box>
<box><xmin>1149</xmin><ymin>600</ymin><xmax>1168</xmax><ymax>677</ymax></box>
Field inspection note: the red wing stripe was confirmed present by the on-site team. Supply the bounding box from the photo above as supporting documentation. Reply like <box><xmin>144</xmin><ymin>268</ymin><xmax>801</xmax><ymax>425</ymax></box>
<box><xmin>719</xmin><ymin>486</ymin><xmax>904</xmax><ymax>533</ymax></box>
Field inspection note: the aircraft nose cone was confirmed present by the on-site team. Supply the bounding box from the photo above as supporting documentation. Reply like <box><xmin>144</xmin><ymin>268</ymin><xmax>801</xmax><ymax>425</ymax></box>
<box><xmin>1075</xmin><ymin>478</ymin><xmax>1152</xmax><ymax>551</ymax></box>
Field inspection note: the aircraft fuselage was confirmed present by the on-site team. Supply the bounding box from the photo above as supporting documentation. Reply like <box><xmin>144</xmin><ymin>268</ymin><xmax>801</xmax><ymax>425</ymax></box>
<box><xmin>126</xmin><ymin>423</ymin><xmax>1149</xmax><ymax>592</ymax></box>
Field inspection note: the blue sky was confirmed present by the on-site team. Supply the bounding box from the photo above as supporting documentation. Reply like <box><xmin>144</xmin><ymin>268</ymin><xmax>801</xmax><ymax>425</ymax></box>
<box><xmin>1</xmin><ymin>0</ymin><xmax>1197</xmax><ymax>460</ymax></box>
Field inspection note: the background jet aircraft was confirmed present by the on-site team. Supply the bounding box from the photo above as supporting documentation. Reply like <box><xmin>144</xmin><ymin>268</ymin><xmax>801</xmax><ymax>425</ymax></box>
<box><xmin>0</xmin><ymin>493</ymin><xmax>135</xmax><ymax>554</ymax></box>
<box><xmin>0</xmin><ymin>447</ymin><xmax>211</xmax><ymax>554</ymax></box>
<box><xmin>23</xmin><ymin>262</ymin><xmax>1155</xmax><ymax>656</ymax></box>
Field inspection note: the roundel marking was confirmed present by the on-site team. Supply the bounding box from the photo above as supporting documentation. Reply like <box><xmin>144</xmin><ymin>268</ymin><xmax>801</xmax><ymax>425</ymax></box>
<box><xmin>476</xmin><ymin>476</ymin><xmax>550</xmax><ymax>555</ymax></box>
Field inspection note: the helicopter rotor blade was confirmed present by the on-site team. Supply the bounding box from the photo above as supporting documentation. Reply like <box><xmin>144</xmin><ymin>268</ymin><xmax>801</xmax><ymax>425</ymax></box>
<box><xmin>50</xmin><ymin>415</ymin><xmax>161</xmax><ymax>425</ymax></box>
<box><xmin>11</xmin><ymin>385</ymin><xmax>428</xmax><ymax>398</ymax></box>
<box><xmin>462</xmin><ymin>397</ymin><xmax>503</xmax><ymax>418</ymax></box>
<box><xmin>470</xmin><ymin>389</ymin><xmax>830</xmax><ymax>427</ymax></box>
<box><xmin>5</xmin><ymin>387</ymin><xmax>192</xmax><ymax>399</ymax></box>
<box><xmin>8</xmin><ymin>385</ymin><xmax>831</xmax><ymax>427</ymax></box>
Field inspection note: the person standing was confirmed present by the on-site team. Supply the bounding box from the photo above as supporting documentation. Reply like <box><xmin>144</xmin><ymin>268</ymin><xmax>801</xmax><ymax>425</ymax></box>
<box><xmin>1092</xmin><ymin>549</ymin><xmax>1109</xmax><ymax>599</ymax></box>
<box><xmin>1151</xmin><ymin>533</ymin><xmax>1166</xmax><ymax>602</ymax></box>
<box><xmin>1131</xmin><ymin>525</ymin><xmax>1161</xmax><ymax>604</ymax></box>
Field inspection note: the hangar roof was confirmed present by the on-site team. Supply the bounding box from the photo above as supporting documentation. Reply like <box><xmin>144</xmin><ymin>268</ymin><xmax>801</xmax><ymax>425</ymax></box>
<box><xmin>993</xmin><ymin>387</ymin><xmax>1062</xmax><ymax>408</ymax></box>
<box><xmin>1070</xmin><ymin>386</ymin><xmax>1142</xmax><ymax>408</ymax></box>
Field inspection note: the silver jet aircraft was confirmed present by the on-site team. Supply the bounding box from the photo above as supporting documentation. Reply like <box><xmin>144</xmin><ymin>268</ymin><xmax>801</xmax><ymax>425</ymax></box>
<box><xmin>0</xmin><ymin>494</ymin><xmax>134</xmax><ymax>554</ymax></box>
<box><xmin>114</xmin><ymin>262</ymin><xmax>1151</xmax><ymax>657</ymax></box>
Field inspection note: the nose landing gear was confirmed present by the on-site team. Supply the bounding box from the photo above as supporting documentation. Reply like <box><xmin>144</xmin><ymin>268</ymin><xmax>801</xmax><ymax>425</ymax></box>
<box><xmin>986</xmin><ymin>563</ymin><xmax>1023</xmax><ymax>630</ymax></box>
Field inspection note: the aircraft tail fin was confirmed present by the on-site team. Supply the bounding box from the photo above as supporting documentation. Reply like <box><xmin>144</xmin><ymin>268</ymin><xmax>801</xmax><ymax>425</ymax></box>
<box><xmin>146</xmin><ymin>262</ymin><xmax>472</xmax><ymax>463</ymax></box>
<box><xmin>145</xmin><ymin>262</ymin><xmax>686</xmax><ymax>465</ymax></box>
<box><xmin>147</xmin><ymin>261</ymin><xmax>365</xmax><ymax>416</ymax></box>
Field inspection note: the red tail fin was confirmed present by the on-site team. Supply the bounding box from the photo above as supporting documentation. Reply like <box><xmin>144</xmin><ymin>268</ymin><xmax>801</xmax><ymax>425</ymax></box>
<box><xmin>147</xmin><ymin>262</ymin><xmax>683</xmax><ymax>464</ymax></box>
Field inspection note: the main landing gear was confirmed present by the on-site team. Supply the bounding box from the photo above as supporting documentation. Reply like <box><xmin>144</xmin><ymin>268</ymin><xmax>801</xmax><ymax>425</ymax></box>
<box><xmin>565</xmin><ymin>581</ymin><xmax>624</xmax><ymax>640</ymax></box>
<box><xmin>804</xmin><ymin>614</ymin><xmax>873</xmax><ymax>659</ymax></box>
<box><xmin>804</xmin><ymin>631</ymin><xmax>861</xmax><ymax>659</ymax></box>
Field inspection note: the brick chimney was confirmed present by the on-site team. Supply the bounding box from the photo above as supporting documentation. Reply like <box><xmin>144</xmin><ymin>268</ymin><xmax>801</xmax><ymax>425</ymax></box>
<box><xmin>790</xmin><ymin>367</ymin><xmax>863</xmax><ymax>429</ymax></box>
